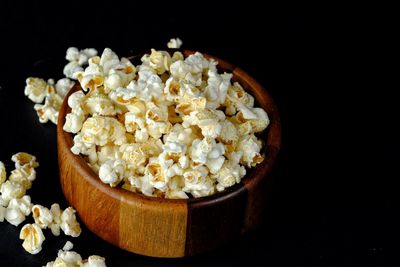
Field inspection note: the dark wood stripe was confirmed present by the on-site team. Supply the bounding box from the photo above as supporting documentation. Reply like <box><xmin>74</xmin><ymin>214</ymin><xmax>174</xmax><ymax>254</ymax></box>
<box><xmin>185</xmin><ymin>185</ymin><xmax>247</xmax><ymax>256</ymax></box>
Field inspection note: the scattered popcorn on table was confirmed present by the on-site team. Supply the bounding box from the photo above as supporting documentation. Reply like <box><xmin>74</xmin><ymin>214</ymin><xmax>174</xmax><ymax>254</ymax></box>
<box><xmin>63</xmin><ymin>47</ymin><xmax>270</xmax><ymax>199</ymax></box>
<box><xmin>49</xmin><ymin>203</ymin><xmax>62</xmax><ymax>236</ymax></box>
<box><xmin>1</xmin><ymin>153</ymin><xmax>83</xmax><ymax>259</ymax></box>
<box><xmin>34</xmin><ymin>90</ymin><xmax>63</xmax><ymax>124</ymax></box>
<box><xmin>43</xmin><ymin>241</ymin><xmax>107</xmax><ymax>267</ymax></box>
<box><xmin>5</xmin><ymin>205</ymin><xmax>26</xmax><ymax>226</ymax></box>
<box><xmin>63</xmin><ymin>240</ymin><xmax>74</xmax><ymax>251</ymax></box>
<box><xmin>19</xmin><ymin>223</ymin><xmax>45</xmax><ymax>254</ymax></box>
<box><xmin>24</xmin><ymin>76</ymin><xmax>75</xmax><ymax>125</ymax></box>
<box><xmin>0</xmin><ymin>161</ymin><xmax>6</xmax><ymax>185</ymax></box>
<box><xmin>60</xmin><ymin>207</ymin><xmax>82</xmax><ymax>237</ymax></box>
<box><xmin>167</xmin><ymin>38</ymin><xmax>183</xmax><ymax>49</ymax></box>
<box><xmin>0</xmin><ymin>205</ymin><xmax>5</xmax><ymax>222</ymax></box>
<box><xmin>24</xmin><ymin>77</ymin><xmax>49</xmax><ymax>103</ymax></box>
<box><xmin>32</xmin><ymin>204</ymin><xmax>53</xmax><ymax>229</ymax></box>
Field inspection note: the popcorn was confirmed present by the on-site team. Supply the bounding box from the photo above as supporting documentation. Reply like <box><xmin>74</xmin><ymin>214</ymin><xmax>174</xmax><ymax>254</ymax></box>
<box><xmin>67</xmin><ymin>91</ymin><xmax>86</xmax><ymax>110</ymax></box>
<box><xmin>4</xmin><ymin>195</ymin><xmax>32</xmax><ymax>226</ymax></box>
<box><xmin>142</xmin><ymin>49</ymin><xmax>172</xmax><ymax>75</ymax></box>
<box><xmin>146</xmin><ymin>160</ymin><xmax>168</xmax><ymax>191</ymax></box>
<box><xmin>66</xmin><ymin>47</ymin><xmax>98</xmax><ymax>65</ymax></box>
<box><xmin>190</xmin><ymin>138</ymin><xmax>225</xmax><ymax>173</ymax></box>
<box><xmin>82</xmin><ymin>255</ymin><xmax>107</xmax><ymax>267</ymax></box>
<box><xmin>182</xmin><ymin>52</ymin><xmax>210</xmax><ymax>80</ymax></box>
<box><xmin>120</xmin><ymin>143</ymin><xmax>150</xmax><ymax>171</ymax></box>
<box><xmin>183</xmin><ymin>166</ymin><xmax>215</xmax><ymax>198</ymax></box>
<box><xmin>63</xmin><ymin>240</ymin><xmax>74</xmax><ymax>251</ymax></box>
<box><xmin>8</xmin><ymin>195</ymin><xmax>32</xmax><ymax>216</ymax></box>
<box><xmin>64</xmin><ymin>47</ymin><xmax>270</xmax><ymax>199</ymax></box>
<box><xmin>97</xmin><ymin>144</ymin><xmax>121</xmax><ymax>166</ymax></box>
<box><xmin>63</xmin><ymin>108</ymin><xmax>86</xmax><ymax>133</ymax></box>
<box><xmin>0</xmin><ymin>206</ymin><xmax>5</xmax><ymax>222</ymax></box>
<box><xmin>99</xmin><ymin>48</ymin><xmax>120</xmax><ymax>75</ymax></box>
<box><xmin>98</xmin><ymin>159</ymin><xmax>125</xmax><ymax>186</ymax></box>
<box><xmin>64</xmin><ymin>61</ymin><xmax>84</xmax><ymax>79</ymax></box>
<box><xmin>213</xmin><ymin>152</ymin><xmax>246</xmax><ymax>191</ymax></box>
<box><xmin>55</xmin><ymin>78</ymin><xmax>75</xmax><ymax>98</ymax></box>
<box><xmin>34</xmin><ymin>92</ymin><xmax>63</xmax><ymax>124</ymax></box>
<box><xmin>52</xmin><ymin>250</ymin><xmax>83</xmax><ymax>266</ymax></box>
<box><xmin>80</xmin><ymin>116</ymin><xmax>126</xmax><ymax>146</ymax></box>
<box><xmin>205</xmin><ymin>71</ymin><xmax>232</xmax><ymax>109</ymax></box>
<box><xmin>217</xmin><ymin>120</ymin><xmax>238</xmax><ymax>146</ymax></box>
<box><xmin>182</xmin><ymin>109</ymin><xmax>224</xmax><ymax>139</ymax></box>
<box><xmin>126</xmin><ymin>69</ymin><xmax>164</xmax><ymax>102</ymax></box>
<box><xmin>227</xmin><ymin>82</ymin><xmax>255</xmax><ymax>108</ymax></box>
<box><xmin>60</xmin><ymin>207</ymin><xmax>81</xmax><ymax>237</ymax></box>
<box><xmin>0</xmin><ymin>181</ymin><xmax>26</xmax><ymax>204</ymax></box>
<box><xmin>8</xmin><ymin>166</ymin><xmax>36</xmax><ymax>189</ymax></box>
<box><xmin>235</xmin><ymin>107</ymin><xmax>270</xmax><ymax>133</ymax></box>
<box><xmin>11</xmin><ymin>152</ymin><xmax>39</xmax><ymax>169</ymax></box>
<box><xmin>32</xmin><ymin>204</ymin><xmax>53</xmax><ymax>229</ymax></box>
<box><xmin>44</xmin><ymin>241</ymin><xmax>107</xmax><ymax>267</ymax></box>
<box><xmin>5</xmin><ymin>206</ymin><xmax>25</xmax><ymax>226</ymax></box>
<box><xmin>165</xmin><ymin>176</ymin><xmax>187</xmax><ymax>199</ymax></box>
<box><xmin>70</xmin><ymin>133</ymin><xmax>96</xmax><ymax>158</ymax></box>
<box><xmin>64</xmin><ymin>47</ymin><xmax>98</xmax><ymax>79</ymax></box>
<box><xmin>167</xmin><ymin>38</ymin><xmax>183</xmax><ymax>49</ymax></box>
<box><xmin>19</xmin><ymin>223</ymin><xmax>45</xmax><ymax>254</ymax></box>
<box><xmin>75</xmin><ymin>57</ymin><xmax>104</xmax><ymax>92</ymax></box>
<box><xmin>0</xmin><ymin>161</ymin><xmax>6</xmax><ymax>185</ymax></box>
<box><xmin>49</xmin><ymin>203</ymin><xmax>62</xmax><ymax>236</ymax></box>
<box><xmin>24</xmin><ymin>77</ymin><xmax>48</xmax><ymax>103</ymax></box>
<box><xmin>65</xmin><ymin>47</ymin><xmax>80</xmax><ymax>62</ymax></box>
<box><xmin>78</xmin><ymin>48</ymin><xmax>98</xmax><ymax>65</ymax></box>
<box><xmin>126</xmin><ymin>174</ymin><xmax>154</xmax><ymax>196</ymax></box>
<box><xmin>236</xmin><ymin>134</ymin><xmax>264</xmax><ymax>167</ymax></box>
<box><xmin>83</xmin><ymin>93</ymin><xmax>119</xmax><ymax>116</ymax></box>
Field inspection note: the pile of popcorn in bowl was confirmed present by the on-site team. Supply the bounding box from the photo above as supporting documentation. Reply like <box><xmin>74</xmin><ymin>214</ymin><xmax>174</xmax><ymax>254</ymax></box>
<box><xmin>2</xmin><ymin>38</ymin><xmax>273</xmax><ymax>264</ymax></box>
<box><xmin>62</xmin><ymin>46</ymin><xmax>270</xmax><ymax>199</ymax></box>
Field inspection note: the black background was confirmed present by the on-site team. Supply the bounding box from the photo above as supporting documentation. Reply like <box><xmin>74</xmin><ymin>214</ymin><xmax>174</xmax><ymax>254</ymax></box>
<box><xmin>0</xmin><ymin>2</ymin><xmax>398</xmax><ymax>266</ymax></box>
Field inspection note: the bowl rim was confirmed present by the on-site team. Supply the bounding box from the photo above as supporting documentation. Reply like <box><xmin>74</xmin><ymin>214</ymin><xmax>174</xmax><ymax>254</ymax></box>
<box><xmin>57</xmin><ymin>49</ymin><xmax>281</xmax><ymax>205</ymax></box>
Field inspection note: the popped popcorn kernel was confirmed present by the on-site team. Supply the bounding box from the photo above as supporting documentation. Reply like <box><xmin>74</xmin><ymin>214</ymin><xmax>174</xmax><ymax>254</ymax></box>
<box><xmin>0</xmin><ymin>161</ymin><xmax>6</xmax><ymax>186</ymax></box>
<box><xmin>167</xmin><ymin>38</ymin><xmax>183</xmax><ymax>49</ymax></box>
<box><xmin>34</xmin><ymin>92</ymin><xmax>63</xmax><ymax>124</ymax></box>
<box><xmin>49</xmin><ymin>203</ymin><xmax>62</xmax><ymax>236</ymax></box>
<box><xmin>24</xmin><ymin>77</ymin><xmax>48</xmax><ymax>103</ymax></box>
<box><xmin>32</xmin><ymin>204</ymin><xmax>53</xmax><ymax>229</ymax></box>
<box><xmin>98</xmin><ymin>159</ymin><xmax>125</xmax><ymax>186</ymax></box>
<box><xmin>20</xmin><ymin>223</ymin><xmax>45</xmax><ymax>254</ymax></box>
<box><xmin>11</xmin><ymin>152</ymin><xmax>39</xmax><ymax>169</ymax></box>
<box><xmin>43</xmin><ymin>241</ymin><xmax>107</xmax><ymax>267</ymax></box>
<box><xmin>60</xmin><ymin>207</ymin><xmax>81</xmax><ymax>237</ymax></box>
<box><xmin>1</xmin><ymin>180</ymin><xmax>26</xmax><ymax>204</ymax></box>
<box><xmin>83</xmin><ymin>255</ymin><xmax>107</xmax><ymax>267</ymax></box>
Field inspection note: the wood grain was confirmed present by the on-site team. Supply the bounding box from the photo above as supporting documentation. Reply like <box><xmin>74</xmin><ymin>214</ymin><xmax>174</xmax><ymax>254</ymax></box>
<box><xmin>185</xmin><ymin>186</ymin><xmax>247</xmax><ymax>256</ymax></box>
<box><xmin>57</xmin><ymin>50</ymin><xmax>281</xmax><ymax>257</ymax></box>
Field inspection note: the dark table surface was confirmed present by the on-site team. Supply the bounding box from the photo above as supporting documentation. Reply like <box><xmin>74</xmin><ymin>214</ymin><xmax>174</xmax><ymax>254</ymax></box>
<box><xmin>0</xmin><ymin>2</ymin><xmax>398</xmax><ymax>266</ymax></box>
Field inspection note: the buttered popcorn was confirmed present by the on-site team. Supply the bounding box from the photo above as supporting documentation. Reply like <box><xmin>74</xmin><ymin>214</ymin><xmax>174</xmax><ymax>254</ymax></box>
<box><xmin>64</xmin><ymin>47</ymin><xmax>270</xmax><ymax>199</ymax></box>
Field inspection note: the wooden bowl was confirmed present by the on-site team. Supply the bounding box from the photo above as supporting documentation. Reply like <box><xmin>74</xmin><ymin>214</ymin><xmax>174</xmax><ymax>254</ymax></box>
<box><xmin>57</xmin><ymin>50</ymin><xmax>281</xmax><ymax>258</ymax></box>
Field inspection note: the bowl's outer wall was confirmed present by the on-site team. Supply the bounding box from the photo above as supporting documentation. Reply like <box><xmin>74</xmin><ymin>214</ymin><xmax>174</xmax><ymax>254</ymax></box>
<box><xmin>57</xmin><ymin>50</ymin><xmax>281</xmax><ymax>258</ymax></box>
